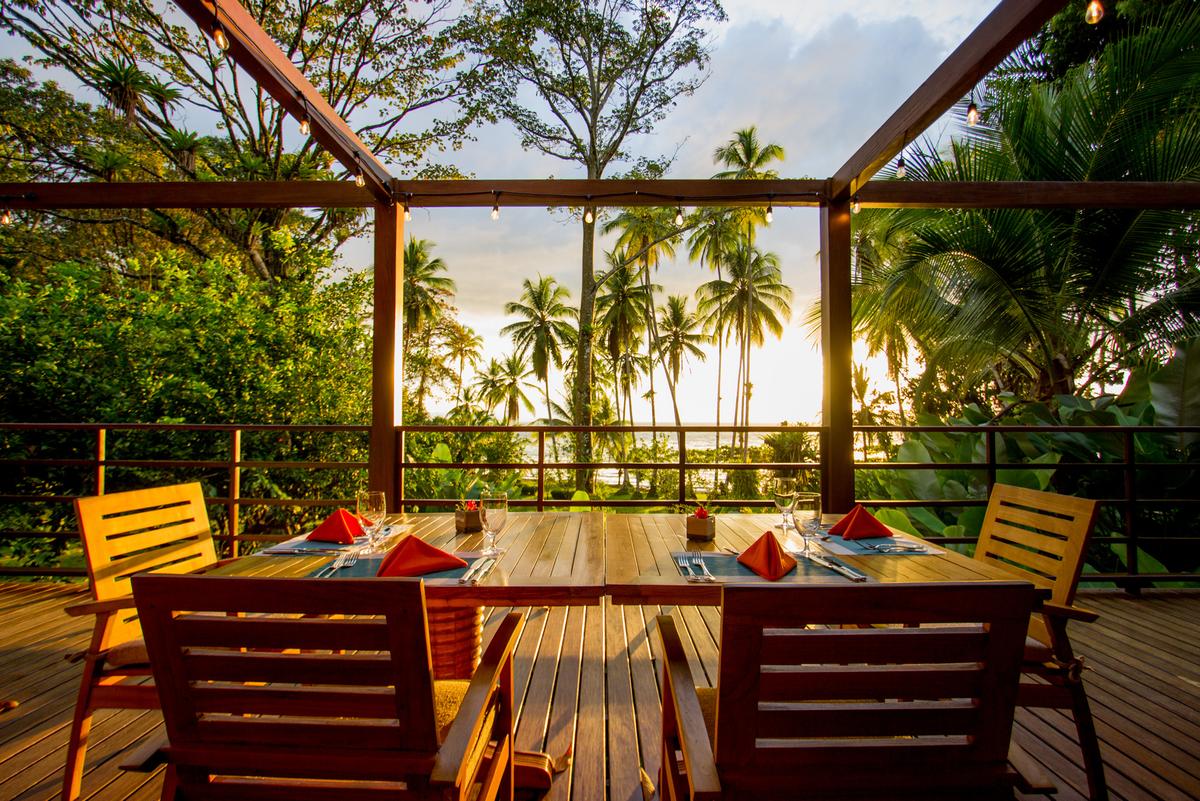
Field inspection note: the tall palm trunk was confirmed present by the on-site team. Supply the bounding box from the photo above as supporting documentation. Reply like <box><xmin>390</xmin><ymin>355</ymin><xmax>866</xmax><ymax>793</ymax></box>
<box><xmin>573</xmin><ymin>218</ymin><xmax>597</xmax><ymax>492</ymax></box>
<box><xmin>544</xmin><ymin>375</ymin><xmax>561</xmax><ymax>475</ymax></box>
<box><xmin>742</xmin><ymin>312</ymin><xmax>752</xmax><ymax>462</ymax></box>
<box><xmin>639</xmin><ymin>256</ymin><xmax>662</xmax><ymax>489</ymax></box>
<box><xmin>712</xmin><ymin>263</ymin><xmax>725</xmax><ymax>493</ymax></box>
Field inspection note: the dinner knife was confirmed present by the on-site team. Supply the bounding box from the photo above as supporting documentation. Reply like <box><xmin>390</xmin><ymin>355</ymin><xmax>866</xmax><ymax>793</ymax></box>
<box><xmin>806</xmin><ymin>552</ymin><xmax>868</xmax><ymax>582</ymax></box>
<box><xmin>459</xmin><ymin>557</ymin><xmax>488</xmax><ymax>584</ymax></box>
<box><xmin>469</xmin><ymin>557</ymin><xmax>497</xmax><ymax>585</ymax></box>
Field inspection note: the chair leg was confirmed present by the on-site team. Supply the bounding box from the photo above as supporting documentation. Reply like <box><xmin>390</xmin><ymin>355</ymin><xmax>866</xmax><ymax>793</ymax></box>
<box><xmin>1069</xmin><ymin>679</ymin><xmax>1108</xmax><ymax>801</ymax></box>
<box><xmin>61</xmin><ymin>672</ymin><xmax>96</xmax><ymax>801</ymax></box>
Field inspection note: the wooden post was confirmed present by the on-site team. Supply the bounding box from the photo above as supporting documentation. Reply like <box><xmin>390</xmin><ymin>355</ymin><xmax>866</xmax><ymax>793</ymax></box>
<box><xmin>370</xmin><ymin>203</ymin><xmax>403</xmax><ymax>509</ymax></box>
<box><xmin>820</xmin><ymin>196</ymin><xmax>855</xmax><ymax>513</ymax></box>
<box><xmin>228</xmin><ymin>429</ymin><xmax>241</xmax><ymax>558</ymax></box>
<box><xmin>94</xmin><ymin>428</ymin><xmax>106</xmax><ymax>495</ymax></box>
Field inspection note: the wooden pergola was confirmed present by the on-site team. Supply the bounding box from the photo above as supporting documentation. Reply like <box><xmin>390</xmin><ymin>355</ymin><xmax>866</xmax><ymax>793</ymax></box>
<box><xmin>2</xmin><ymin>0</ymin><xmax>1198</xmax><ymax>512</ymax></box>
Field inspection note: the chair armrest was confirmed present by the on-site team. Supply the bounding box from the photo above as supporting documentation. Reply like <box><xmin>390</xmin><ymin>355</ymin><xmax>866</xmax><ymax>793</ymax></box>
<box><xmin>657</xmin><ymin>615</ymin><xmax>721</xmax><ymax>800</ymax></box>
<box><xmin>1041</xmin><ymin>600</ymin><xmax>1099</xmax><ymax>623</ymax></box>
<box><xmin>432</xmin><ymin>611</ymin><xmax>524</xmax><ymax>786</ymax></box>
<box><xmin>65</xmin><ymin>595</ymin><xmax>137</xmax><ymax>618</ymax></box>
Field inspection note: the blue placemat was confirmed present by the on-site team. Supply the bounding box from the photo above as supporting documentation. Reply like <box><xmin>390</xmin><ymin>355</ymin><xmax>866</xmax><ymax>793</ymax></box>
<box><xmin>672</xmin><ymin>552</ymin><xmax>854</xmax><ymax>581</ymax></box>
<box><xmin>306</xmin><ymin>553</ymin><xmax>483</xmax><ymax>581</ymax></box>
<box><xmin>260</xmin><ymin>536</ymin><xmax>368</xmax><ymax>554</ymax></box>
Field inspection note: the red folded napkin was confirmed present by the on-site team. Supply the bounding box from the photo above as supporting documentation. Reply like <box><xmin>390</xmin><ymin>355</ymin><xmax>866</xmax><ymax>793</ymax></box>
<box><xmin>306</xmin><ymin>509</ymin><xmax>366</xmax><ymax>544</ymax></box>
<box><xmin>829</xmin><ymin>504</ymin><xmax>893</xmax><ymax>541</ymax></box>
<box><xmin>737</xmin><ymin>530</ymin><xmax>797</xmax><ymax>580</ymax></box>
<box><xmin>376</xmin><ymin>535</ymin><xmax>467</xmax><ymax>577</ymax></box>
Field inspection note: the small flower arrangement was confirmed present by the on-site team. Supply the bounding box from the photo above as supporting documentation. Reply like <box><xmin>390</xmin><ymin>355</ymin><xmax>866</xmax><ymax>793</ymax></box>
<box><xmin>686</xmin><ymin>503</ymin><xmax>716</xmax><ymax>541</ymax></box>
<box><xmin>455</xmin><ymin>498</ymin><xmax>482</xmax><ymax>532</ymax></box>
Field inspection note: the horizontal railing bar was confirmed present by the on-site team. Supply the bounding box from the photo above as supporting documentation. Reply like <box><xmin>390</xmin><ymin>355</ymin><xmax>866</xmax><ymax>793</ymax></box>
<box><xmin>0</xmin><ymin>566</ymin><xmax>86</xmax><ymax>577</ymax></box>
<box><xmin>0</xmin><ymin>422</ymin><xmax>369</xmax><ymax>432</ymax></box>
<box><xmin>854</xmin><ymin>424</ymin><xmax>1200</xmax><ymax>433</ymax></box>
<box><xmin>401</xmin><ymin>460</ymin><xmax>822</xmax><ymax>471</ymax></box>
<box><xmin>406</xmin><ymin>498</ymin><xmax>775</xmax><ymax>509</ymax></box>
<box><xmin>854</xmin><ymin>461</ymin><xmax>1192</xmax><ymax>470</ymax></box>
<box><xmin>399</xmin><ymin>424</ymin><xmax>825</xmax><ymax>434</ymax></box>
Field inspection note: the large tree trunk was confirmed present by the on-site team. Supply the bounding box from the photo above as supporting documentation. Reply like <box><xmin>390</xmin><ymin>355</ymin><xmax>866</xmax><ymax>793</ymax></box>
<box><xmin>573</xmin><ymin>218</ymin><xmax>597</xmax><ymax>492</ymax></box>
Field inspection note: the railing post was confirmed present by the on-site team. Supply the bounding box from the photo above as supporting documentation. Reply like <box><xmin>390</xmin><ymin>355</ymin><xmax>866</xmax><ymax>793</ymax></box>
<box><xmin>228</xmin><ymin>429</ymin><xmax>241</xmax><ymax>559</ymax></box>
<box><xmin>984</xmin><ymin>429</ymin><xmax>997</xmax><ymax>497</ymax></box>
<box><xmin>1123</xmin><ymin>430</ymin><xmax>1140</xmax><ymax>595</ymax></box>
<box><xmin>537</xmin><ymin>431</ymin><xmax>546</xmax><ymax>512</ymax></box>
<box><xmin>396</xmin><ymin>428</ymin><xmax>405</xmax><ymax>507</ymax></box>
<box><xmin>677</xmin><ymin>430</ymin><xmax>687</xmax><ymax>506</ymax></box>
<box><xmin>94</xmin><ymin>427</ymin><xmax>106</xmax><ymax>495</ymax></box>
<box><xmin>820</xmin><ymin>196</ymin><xmax>855</xmax><ymax>512</ymax></box>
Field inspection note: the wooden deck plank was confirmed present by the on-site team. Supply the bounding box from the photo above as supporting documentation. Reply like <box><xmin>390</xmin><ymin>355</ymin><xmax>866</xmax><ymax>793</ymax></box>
<box><xmin>3</xmin><ymin>582</ymin><xmax>1200</xmax><ymax>801</ymax></box>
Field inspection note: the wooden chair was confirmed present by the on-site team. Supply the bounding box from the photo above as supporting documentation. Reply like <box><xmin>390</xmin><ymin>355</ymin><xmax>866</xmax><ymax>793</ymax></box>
<box><xmin>131</xmin><ymin>574</ymin><xmax>523</xmax><ymax>801</ymax></box>
<box><xmin>657</xmin><ymin>581</ymin><xmax>1038</xmax><ymax>800</ymax></box>
<box><xmin>976</xmin><ymin>484</ymin><xmax>1106</xmax><ymax>800</ymax></box>
<box><xmin>62</xmin><ymin>482</ymin><xmax>222</xmax><ymax>801</ymax></box>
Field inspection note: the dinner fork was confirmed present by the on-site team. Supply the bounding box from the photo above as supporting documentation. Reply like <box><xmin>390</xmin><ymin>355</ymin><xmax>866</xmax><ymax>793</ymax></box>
<box><xmin>318</xmin><ymin>548</ymin><xmax>359</xmax><ymax>577</ymax></box>
<box><xmin>691</xmin><ymin>555</ymin><xmax>716</xmax><ymax>582</ymax></box>
<box><xmin>860</xmin><ymin>541</ymin><xmax>926</xmax><ymax>554</ymax></box>
<box><xmin>676</xmin><ymin>555</ymin><xmax>698</xmax><ymax>580</ymax></box>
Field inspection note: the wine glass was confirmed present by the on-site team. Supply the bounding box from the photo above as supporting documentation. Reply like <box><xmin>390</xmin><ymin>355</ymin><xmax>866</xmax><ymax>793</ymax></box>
<box><xmin>793</xmin><ymin>491</ymin><xmax>822</xmax><ymax>554</ymax></box>
<box><xmin>357</xmin><ymin>490</ymin><xmax>387</xmax><ymax>552</ymax></box>
<box><xmin>771</xmin><ymin>476</ymin><xmax>797</xmax><ymax>533</ymax></box>
<box><xmin>480</xmin><ymin>492</ymin><xmax>508</xmax><ymax>557</ymax></box>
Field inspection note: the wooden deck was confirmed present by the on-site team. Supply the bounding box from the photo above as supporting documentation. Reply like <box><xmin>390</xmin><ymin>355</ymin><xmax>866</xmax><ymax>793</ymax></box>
<box><xmin>2</xmin><ymin>581</ymin><xmax>1198</xmax><ymax>801</ymax></box>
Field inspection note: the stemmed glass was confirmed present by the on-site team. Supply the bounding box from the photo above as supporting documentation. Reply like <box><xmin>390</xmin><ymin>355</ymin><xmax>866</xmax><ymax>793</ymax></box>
<box><xmin>357</xmin><ymin>490</ymin><xmax>387</xmax><ymax>552</ymax></box>
<box><xmin>480</xmin><ymin>492</ymin><xmax>508</xmax><ymax>557</ymax></box>
<box><xmin>793</xmin><ymin>491</ymin><xmax>822</xmax><ymax>555</ymax></box>
<box><xmin>771</xmin><ymin>477</ymin><xmax>797</xmax><ymax>534</ymax></box>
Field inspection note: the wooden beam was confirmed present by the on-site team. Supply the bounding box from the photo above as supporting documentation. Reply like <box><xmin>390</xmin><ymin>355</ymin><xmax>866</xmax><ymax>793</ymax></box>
<box><xmin>392</xmin><ymin>179</ymin><xmax>826</xmax><ymax>208</ymax></box>
<box><xmin>858</xmin><ymin>180</ymin><xmax>1200</xmax><ymax>209</ymax></box>
<box><xmin>171</xmin><ymin>0</ymin><xmax>392</xmax><ymax>202</ymax></box>
<box><xmin>819</xmin><ymin>194</ymin><xmax>855</xmax><ymax>514</ymax></box>
<box><xmin>369</xmin><ymin>204</ymin><xmax>403</xmax><ymax>508</ymax></box>
<box><xmin>831</xmin><ymin>0</ymin><xmax>1066</xmax><ymax>199</ymax></box>
<box><xmin>0</xmin><ymin>182</ymin><xmax>372</xmax><ymax>209</ymax></box>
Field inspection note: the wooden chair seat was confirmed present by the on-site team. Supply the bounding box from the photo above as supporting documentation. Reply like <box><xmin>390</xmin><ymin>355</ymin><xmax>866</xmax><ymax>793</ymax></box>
<box><xmin>132</xmin><ymin>574</ymin><xmax>522</xmax><ymax>801</ymax></box>
<box><xmin>658</xmin><ymin>582</ymin><xmax>1040</xmax><ymax>801</ymax></box>
<box><xmin>975</xmin><ymin>484</ymin><xmax>1106</xmax><ymax>800</ymax></box>
<box><xmin>63</xmin><ymin>482</ymin><xmax>221</xmax><ymax>801</ymax></box>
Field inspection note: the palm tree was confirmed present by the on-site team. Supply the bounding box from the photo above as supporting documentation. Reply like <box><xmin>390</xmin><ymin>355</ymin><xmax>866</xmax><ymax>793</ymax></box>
<box><xmin>443</xmin><ymin>322</ymin><xmax>484</xmax><ymax>402</ymax></box>
<box><xmin>854</xmin><ymin>10</ymin><xmax>1200</xmax><ymax>404</ymax></box>
<box><xmin>697</xmin><ymin>244</ymin><xmax>793</xmax><ymax>457</ymax></box>
<box><xmin>496</xmin><ymin>353</ymin><xmax>537</xmax><ymax>424</ymax></box>
<box><xmin>713</xmin><ymin>126</ymin><xmax>785</xmax><ymax>242</ymax></box>
<box><xmin>603</xmin><ymin>206</ymin><xmax>680</xmax><ymax>430</ymax></box>
<box><xmin>472</xmin><ymin>359</ymin><xmax>506</xmax><ymax>420</ymax></box>
<box><xmin>596</xmin><ymin>251</ymin><xmax>658</xmax><ymax>452</ymax></box>
<box><xmin>502</xmin><ymin>276</ymin><xmax>576</xmax><ymax>425</ymax></box>
<box><xmin>655</xmin><ymin>295</ymin><xmax>708</xmax><ymax>424</ymax></box>
<box><xmin>402</xmin><ymin>238</ymin><xmax>455</xmax><ymax>353</ymax></box>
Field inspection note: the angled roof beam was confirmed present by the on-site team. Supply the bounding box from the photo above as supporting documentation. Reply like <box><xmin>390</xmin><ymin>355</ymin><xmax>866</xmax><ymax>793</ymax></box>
<box><xmin>172</xmin><ymin>0</ymin><xmax>393</xmax><ymax>203</ymax></box>
<box><xmin>830</xmin><ymin>0</ymin><xmax>1066</xmax><ymax>200</ymax></box>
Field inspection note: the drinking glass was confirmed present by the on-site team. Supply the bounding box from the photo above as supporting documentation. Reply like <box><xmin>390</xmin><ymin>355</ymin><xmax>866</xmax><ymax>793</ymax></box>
<box><xmin>357</xmin><ymin>490</ymin><xmax>387</xmax><ymax>552</ymax></box>
<box><xmin>793</xmin><ymin>491</ymin><xmax>822</xmax><ymax>553</ymax></box>
<box><xmin>771</xmin><ymin>477</ymin><xmax>797</xmax><ymax>533</ymax></box>
<box><xmin>480</xmin><ymin>492</ymin><xmax>508</xmax><ymax>557</ymax></box>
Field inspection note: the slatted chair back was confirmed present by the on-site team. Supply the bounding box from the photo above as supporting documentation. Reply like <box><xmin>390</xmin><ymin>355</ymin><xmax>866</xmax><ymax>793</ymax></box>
<box><xmin>976</xmin><ymin>484</ymin><xmax>1099</xmax><ymax>645</ymax></box>
<box><xmin>133</xmin><ymin>575</ymin><xmax>446</xmax><ymax>800</ymax></box>
<box><xmin>76</xmin><ymin>481</ymin><xmax>216</xmax><ymax>615</ymax></box>
<box><xmin>713</xmin><ymin>582</ymin><xmax>1035</xmax><ymax>799</ymax></box>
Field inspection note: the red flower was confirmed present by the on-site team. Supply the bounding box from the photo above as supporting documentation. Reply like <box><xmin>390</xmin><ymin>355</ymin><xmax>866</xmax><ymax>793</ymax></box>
<box><xmin>465</xmin><ymin>500</ymin><xmax>477</xmax><ymax>511</ymax></box>
<box><xmin>694</xmin><ymin>505</ymin><xmax>709</xmax><ymax>519</ymax></box>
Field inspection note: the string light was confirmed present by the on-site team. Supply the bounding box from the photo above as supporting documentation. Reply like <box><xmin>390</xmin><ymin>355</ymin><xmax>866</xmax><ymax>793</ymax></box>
<box><xmin>583</xmin><ymin>197</ymin><xmax>594</xmax><ymax>224</ymax></box>
<box><xmin>355</xmin><ymin>172</ymin><xmax>366</xmax><ymax>188</ymax></box>
<box><xmin>298</xmin><ymin>116</ymin><xmax>310</xmax><ymax>136</ymax></box>
<box><xmin>210</xmin><ymin>0</ymin><xmax>229</xmax><ymax>51</ymax></box>
<box><xmin>0</xmin><ymin>209</ymin><xmax>10</xmax><ymax>226</ymax></box>
<box><xmin>896</xmin><ymin>154</ymin><xmax>907</xmax><ymax>180</ymax></box>
<box><xmin>850</xmin><ymin>197</ymin><xmax>861</xmax><ymax>215</ymax></box>
<box><xmin>403</xmin><ymin>195</ymin><xmax>412</xmax><ymax>222</ymax></box>
<box><xmin>1085</xmin><ymin>0</ymin><xmax>1104</xmax><ymax>25</ymax></box>
<box><xmin>765</xmin><ymin>196</ymin><xmax>773</xmax><ymax>224</ymax></box>
<box><xmin>491</xmin><ymin>192</ymin><xmax>500</xmax><ymax>220</ymax></box>
<box><xmin>674</xmin><ymin>206</ymin><xmax>684</xmax><ymax>226</ymax></box>
<box><xmin>966</xmin><ymin>94</ymin><xmax>980</xmax><ymax>127</ymax></box>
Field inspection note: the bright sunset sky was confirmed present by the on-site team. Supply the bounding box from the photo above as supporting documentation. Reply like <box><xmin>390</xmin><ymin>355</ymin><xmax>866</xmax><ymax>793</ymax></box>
<box><xmin>391</xmin><ymin>0</ymin><xmax>1002</xmax><ymax>425</ymax></box>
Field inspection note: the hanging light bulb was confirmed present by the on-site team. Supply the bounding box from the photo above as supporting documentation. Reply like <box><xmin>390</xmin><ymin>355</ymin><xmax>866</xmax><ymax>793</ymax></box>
<box><xmin>491</xmin><ymin>193</ymin><xmax>500</xmax><ymax>221</ymax></box>
<box><xmin>355</xmin><ymin>172</ymin><xmax>366</xmax><ymax>188</ymax></box>
<box><xmin>583</xmin><ymin>208</ymin><xmax>594</xmax><ymax>224</ymax></box>
<box><xmin>896</xmin><ymin>154</ymin><xmax>907</xmax><ymax>180</ymax></box>
<box><xmin>765</xmin><ymin>200</ymin><xmax>774</xmax><ymax>224</ymax></box>
<box><xmin>674</xmin><ymin>206</ymin><xmax>684</xmax><ymax>226</ymax></box>
<box><xmin>1085</xmin><ymin>0</ymin><xmax>1104</xmax><ymax>25</ymax></box>
<box><xmin>403</xmin><ymin>196</ymin><xmax>412</xmax><ymax>222</ymax></box>
<box><xmin>298</xmin><ymin>116</ymin><xmax>310</xmax><ymax>136</ymax></box>
<box><xmin>212</xmin><ymin>23</ymin><xmax>230</xmax><ymax>51</ymax></box>
<box><xmin>0</xmin><ymin>209</ymin><xmax>10</xmax><ymax>226</ymax></box>
<box><xmin>966</xmin><ymin>97</ymin><xmax>980</xmax><ymax>127</ymax></box>
<box><xmin>850</xmin><ymin>197</ymin><xmax>861</xmax><ymax>215</ymax></box>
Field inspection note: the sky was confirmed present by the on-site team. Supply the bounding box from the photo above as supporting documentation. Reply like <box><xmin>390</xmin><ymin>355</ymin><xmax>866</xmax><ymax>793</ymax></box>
<box><xmin>0</xmin><ymin>0</ymin><xmax>1003</xmax><ymax>425</ymax></box>
<box><xmin>384</xmin><ymin>0</ymin><xmax>1002</xmax><ymax>425</ymax></box>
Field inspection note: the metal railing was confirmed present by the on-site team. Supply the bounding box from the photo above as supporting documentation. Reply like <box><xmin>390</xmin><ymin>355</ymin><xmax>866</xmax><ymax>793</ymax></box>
<box><xmin>2</xmin><ymin>421</ymin><xmax>1196</xmax><ymax>588</ymax></box>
